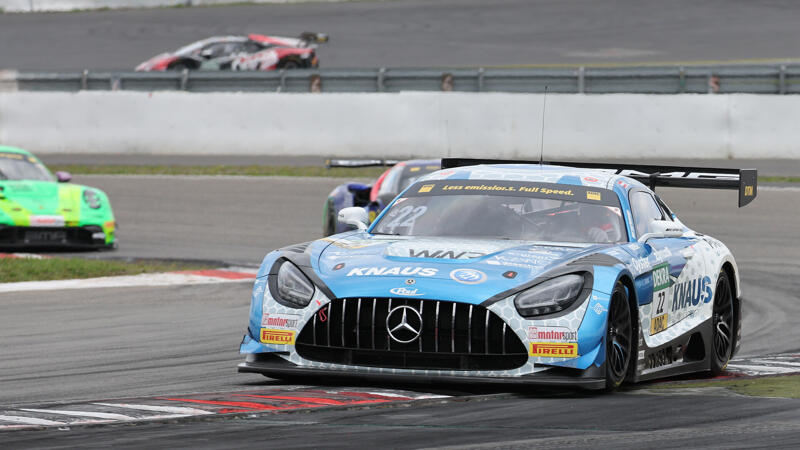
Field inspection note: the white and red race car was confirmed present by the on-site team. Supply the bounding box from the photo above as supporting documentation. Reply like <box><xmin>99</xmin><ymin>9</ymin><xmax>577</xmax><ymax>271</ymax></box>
<box><xmin>135</xmin><ymin>32</ymin><xmax>328</xmax><ymax>72</ymax></box>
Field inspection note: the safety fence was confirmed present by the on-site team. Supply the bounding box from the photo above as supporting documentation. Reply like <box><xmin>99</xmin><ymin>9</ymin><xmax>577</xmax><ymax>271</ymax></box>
<box><xmin>2</xmin><ymin>64</ymin><xmax>800</xmax><ymax>94</ymax></box>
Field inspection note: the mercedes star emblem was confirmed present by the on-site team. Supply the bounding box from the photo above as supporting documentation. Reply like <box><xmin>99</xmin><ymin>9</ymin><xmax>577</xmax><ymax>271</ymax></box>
<box><xmin>386</xmin><ymin>305</ymin><xmax>423</xmax><ymax>344</ymax></box>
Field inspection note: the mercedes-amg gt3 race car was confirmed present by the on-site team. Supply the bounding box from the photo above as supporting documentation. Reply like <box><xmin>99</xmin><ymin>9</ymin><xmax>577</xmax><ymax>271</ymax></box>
<box><xmin>0</xmin><ymin>146</ymin><xmax>116</xmax><ymax>249</ymax></box>
<box><xmin>135</xmin><ymin>32</ymin><xmax>328</xmax><ymax>72</ymax></box>
<box><xmin>240</xmin><ymin>158</ymin><xmax>756</xmax><ymax>390</ymax></box>
<box><xmin>323</xmin><ymin>159</ymin><xmax>440</xmax><ymax>236</ymax></box>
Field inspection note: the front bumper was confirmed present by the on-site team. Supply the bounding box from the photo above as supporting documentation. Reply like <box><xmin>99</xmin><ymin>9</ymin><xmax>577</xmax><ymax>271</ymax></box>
<box><xmin>0</xmin><ymin>225</ymin><xmax>114</xmax><ymax>250</ymax></box>
<box><xmin>238</xmin><ymin>353</ymin><xmax>606</xmax><ymax>389</ymax></box>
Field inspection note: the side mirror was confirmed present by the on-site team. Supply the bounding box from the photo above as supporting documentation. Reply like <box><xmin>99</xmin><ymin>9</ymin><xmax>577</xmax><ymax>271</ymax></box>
<box><xmin>55</xmin><ymin>171</ymin><xmax>72</xmax><ymax>183</ymax></box>
<box><xmin>338</xmin><ymin>207</ymin><xmax>369</xmax><ymax>231</ymax></box>
<box><xmin>638</xmin><ymin>220</ymin><xmax>684</xmax><ymax>243</ymax></box>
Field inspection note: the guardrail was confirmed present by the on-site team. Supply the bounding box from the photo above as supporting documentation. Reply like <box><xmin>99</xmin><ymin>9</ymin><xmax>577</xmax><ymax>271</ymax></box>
<box><xmin>3</xmin><ymin>64</ymin><xmax>800</xmax><ymax>94</ymax></box>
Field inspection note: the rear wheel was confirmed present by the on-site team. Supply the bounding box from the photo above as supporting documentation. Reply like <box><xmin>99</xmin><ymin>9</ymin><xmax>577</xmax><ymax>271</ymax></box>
<box><xmin>280</xmin><ymin>59</ymin><xmax>302</xmax><ymax>69</ymax></box>
<box><xmin>605</xmin><ymin>282</ymin><xmax>633</xmax><ymax>390</ymax></box>
<box><xmin>168</xmin><ymin>61</ymin><xmax>192</xmax><ymax>71</ymax></box>
<box><xmin>710</xmin><ymin>271</ymin><xmax>734</xmax><ymax>375</ymax></box>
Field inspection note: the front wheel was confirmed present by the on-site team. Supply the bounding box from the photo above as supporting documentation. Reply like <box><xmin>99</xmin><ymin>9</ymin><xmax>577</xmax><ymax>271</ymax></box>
<box><xmin>710</xmin><ymin>271</ymin><xmax>734</xmax><ymax>375</ymax></box>
<box><xmin>605</xmin><ymin>282</ymin><xmax>633</xmax><ymax>390</ymax></box>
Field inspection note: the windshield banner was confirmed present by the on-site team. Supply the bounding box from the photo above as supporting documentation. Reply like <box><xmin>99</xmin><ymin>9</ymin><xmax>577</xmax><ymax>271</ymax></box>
<box><xmin>407</xmin><ymin>180</ymin><xmax>619</xmax><ymax>206</ymax></box>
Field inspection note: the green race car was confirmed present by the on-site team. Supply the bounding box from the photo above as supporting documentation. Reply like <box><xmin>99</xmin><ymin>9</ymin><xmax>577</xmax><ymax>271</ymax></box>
<box><xmin>0</xmin><ymin>146</ymin><xmax>116</xmax><ymax>250</ymax></box>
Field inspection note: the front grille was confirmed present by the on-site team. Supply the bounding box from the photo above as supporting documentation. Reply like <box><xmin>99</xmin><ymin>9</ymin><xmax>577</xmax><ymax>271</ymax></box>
<box><xmin>296</xmin><ymin>298</ymin><xmax>528</xmax><ymax>371</ymax></box>
<box><xmin>0</xmin><ymin>226</ymin><xmax>99</xmax><ymax>246</ymax></box>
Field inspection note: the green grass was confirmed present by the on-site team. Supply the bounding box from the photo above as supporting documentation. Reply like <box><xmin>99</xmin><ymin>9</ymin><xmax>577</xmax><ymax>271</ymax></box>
<box><xmin>759</xmin><ymin>175</ymin><xmax>800</xmax><ymax>183</ymax></box>
<box><xmin>0</xmin><ymin>257</ymin><xmax>211</xmax><ymax>283</ymax></box>
<box><xmin>49</xmin><ymin>165</ymin><xmax>800</xmax><ymax>183</ymax></box>
<box><xmin>648</xmin><ymin>374</ymin><xmax>800</xmax><ymax>399</ymax></box>
<box><xmin>49</xmin><ymin>164</ymin><xmax>387</xmax><ymax>179</ymax></box>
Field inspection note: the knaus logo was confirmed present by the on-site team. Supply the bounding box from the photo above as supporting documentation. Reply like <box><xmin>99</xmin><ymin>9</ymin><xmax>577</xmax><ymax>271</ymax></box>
<box><xmin>672</xmin><ymin>276</ymin><xmax>713</xmax><ymax>311</ymax></box>
<box><xmin>347</xmin><ymin>267</ymin><xmax>438</xmax><ymax>277</ymax></box>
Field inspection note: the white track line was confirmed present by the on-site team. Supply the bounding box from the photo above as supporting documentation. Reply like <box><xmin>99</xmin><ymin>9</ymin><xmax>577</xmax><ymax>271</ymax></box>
<box><xmin>93</xmin><ymin>403</ymin><xmax>214</xmax><ymax>415</ymax></box>
<box><xmin>0</xmin><ymin>415</ymin><xmax>65</xmax><ymax>426</ymax></box>
<box><xmin>745</xmin><ymin>359</ymin><xmax>800</xmax><ymax>367</ymax></box>
<box><xmin>726</xmin><ymin>364</ymin><xmax>798</xmax><ymax>374</ymax></box>
<box><xmin>20</xmin><ymin>408</ymin><xmax>136</xmax><ymax>420</ymax></box>
<box><xmin>0</xmin><ymin>271</ymin><xmax>255</xmax><ymax>294</ymax></box>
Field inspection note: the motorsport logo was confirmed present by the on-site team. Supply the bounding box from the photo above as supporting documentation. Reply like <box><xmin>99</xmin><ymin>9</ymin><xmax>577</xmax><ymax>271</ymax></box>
<box><xmin>450</xmin><ymin>268</ymin><xmax>487</xmax><ymax>284</ymax></box>
<box><xmin>390</xmin><ymin>287</ymin><xmax>424</xmax><ymax>296</ymax></box>
<box><xmin>29</xmin><ymin>215</ymin><xmax>66</xmax><ymax>227</ymax></box>
<box><xmin>347</xmin><ymin>267</ymin><xmax>438</xmax><ymax>277</ymax></box>
<box><xmin>261</xmin><ymin>313</ymin><xmax>300</xmax><ymax>329</ymax></box>
<box><xmin>260</xmin><ymin>328</ymin><xmax>296</xmax><ymax>345</ymax></box>
<box><xmin>527</xmin><ymin>326</ymin><xmax>577</xmax><ymax>342</ymax></box>
<box><xmin>529</xmin><ymin>342</ymin><xmax>578</xmax><ymax>358</ymax></box>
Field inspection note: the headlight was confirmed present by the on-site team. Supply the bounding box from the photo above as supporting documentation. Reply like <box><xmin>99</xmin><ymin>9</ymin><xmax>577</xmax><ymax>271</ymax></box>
<box><xmin>83</xmin><ymin>189</ymin><xmax>101</xmax><ymax>209</ymax></box>
<box><xmin>514</xmin><ymin>273</ymin><xmax>586</xmax><ymax>317</ymax></box>
<box><xmin>274</xmin><ymin>261</ymin><xmax>315</xmax><ymax>308</ymax></box>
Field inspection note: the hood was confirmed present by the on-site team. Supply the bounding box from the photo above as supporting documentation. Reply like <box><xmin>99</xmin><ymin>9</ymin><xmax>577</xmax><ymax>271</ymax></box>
<box><xmin>0</xmin><ymin>180</ymin><xmax>109</xmax><ymax>226</ymax></box>
<box><xmin>314</xmin><ymin>233</ymin><xmax>604</xmax><ymax>304</ymax></box>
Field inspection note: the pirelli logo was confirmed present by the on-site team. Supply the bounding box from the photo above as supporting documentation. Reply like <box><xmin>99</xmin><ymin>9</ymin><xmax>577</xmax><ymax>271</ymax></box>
<box><xmin>418</xmin><ymin>184</ymin><xmax>435</xmax><ymax>193</ymax></box>
<box><xmin>586</xmin><ymin>191</ymin><xmax>602</xmax><ymax>201</ymax></box>
<box><xmin>529</xmin><ymin>342</ymin><xmax>578</xmax><ymax>358</ymax></box>
<box><xmin>260</xmin><ymin>328</ymin><xmax>296</xmax><ymax>345</ymax></box>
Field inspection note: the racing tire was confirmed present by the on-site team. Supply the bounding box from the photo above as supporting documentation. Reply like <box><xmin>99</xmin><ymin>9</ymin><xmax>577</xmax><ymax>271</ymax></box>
<box><xmin>605</xmin><ymin>282</ymin><xmax>633</xmax><ymax>390</ymax></box>
<box><xmin>168</xmin><ymin>61</ymin><xmax>192</xmax><ymax>71</ymax></box>
<box><xmin>710</xmin><ymin>271</ymin><xmax>734</xmax><ymax>376</ymax></box>
<box><xmin>280</xmin><ymin>59</ymin><xmax>302</xmax><ymax>69</ymax></box>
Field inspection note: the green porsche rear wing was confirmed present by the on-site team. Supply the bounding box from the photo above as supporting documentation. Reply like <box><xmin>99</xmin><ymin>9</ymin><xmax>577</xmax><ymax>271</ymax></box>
<box><xmin>440</xmin><ymin>158</ymin><xmax>757</xmax><ymax>207</ymax></box>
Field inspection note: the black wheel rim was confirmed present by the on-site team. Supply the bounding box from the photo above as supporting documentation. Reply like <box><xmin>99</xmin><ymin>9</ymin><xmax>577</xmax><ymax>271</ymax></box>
<box><xmin>608</xmin><ymin>288</ymin><xmax>632</xmax><ymax>382</ymax></box>
<box><xmin>712</xmin><ymin>275</ymin><xmax>734</xmax><ymax>366</ymax></box>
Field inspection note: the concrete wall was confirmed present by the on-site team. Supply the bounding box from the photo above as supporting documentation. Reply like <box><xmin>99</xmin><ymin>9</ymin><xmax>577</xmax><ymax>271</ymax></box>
<box><xmin>0</xmin><ymin>91</ymin><xmax>796</xmax><ymax>159</ymax></box>
<box><xmin>0</xmin><ymin>0</ymin><xmax>337</xmax><ymax>13</ymax></box>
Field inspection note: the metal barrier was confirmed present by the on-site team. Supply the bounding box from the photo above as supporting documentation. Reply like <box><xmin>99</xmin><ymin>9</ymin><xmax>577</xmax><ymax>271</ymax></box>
<box><xmin>5</xmin><ymin>64</ymin><xmax>800</xmax><ymax>94</ymax></box>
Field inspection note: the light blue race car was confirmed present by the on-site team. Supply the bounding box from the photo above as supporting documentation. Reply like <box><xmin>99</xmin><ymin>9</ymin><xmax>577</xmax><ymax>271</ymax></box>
<box><xmin>240</xmin><ymin>158</ymin><xmax>757</xmax><ymax>390</ymax></box>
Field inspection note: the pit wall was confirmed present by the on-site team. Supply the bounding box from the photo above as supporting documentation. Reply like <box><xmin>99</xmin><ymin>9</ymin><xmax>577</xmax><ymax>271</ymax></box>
<box><xmin>0</xmin><ymin>0</ymin><xmax>332</xmax><ymax>13</ymax></box>
<box><xmin>0</xmin><ymin>91</ymin><xmax>796</xmax><ymax>159</ymax></box>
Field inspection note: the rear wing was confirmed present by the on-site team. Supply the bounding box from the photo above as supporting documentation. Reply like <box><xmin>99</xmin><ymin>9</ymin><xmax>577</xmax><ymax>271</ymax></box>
<box><xmin>440</xmin><ymin>158</ymin><xmax>757</xmax><ymax>207</ymax></box>
<box><xmin>325</xmin><ymin>159</ymin><xmax>399</xmax><ymax>168</ymax></box>
<box><xmin>299</xmin><ymin>32</ymin><xmax>329</xmax><ymax>44</ymax></box>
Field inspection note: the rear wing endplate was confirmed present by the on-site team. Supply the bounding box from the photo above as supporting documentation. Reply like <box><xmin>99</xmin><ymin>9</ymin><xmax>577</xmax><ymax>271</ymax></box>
<box><xmin>326</xmin><ymin>159</ymin><xmax>399</xmax><ymax>168</ymax></box>
<box><xmin>440</xmin><ymin>158</ymin><xmax>757</xmax><ymax>207</ymax></box>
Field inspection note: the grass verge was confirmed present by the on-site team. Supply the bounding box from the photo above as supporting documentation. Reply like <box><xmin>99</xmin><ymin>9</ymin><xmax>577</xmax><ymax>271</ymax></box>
<box><xmin>649</xmin><ymin>374</ymin><xmax>800</xmax><ymax>399</ymax></box>
<box><xmin>0</xmin><ymin>257</ymin><xmax>211</xmax><ymax>283</ymax></box>
<box><xmin>759</xmin><ymin>175</ymin><xmax>800</xmax><ymax>183</ymax></box>
<box><xmin>49</xmin><ymin>164</ymin><xmax>387</xmax><ymax>178</ymax></box>
<box><xmin>49</xmin><ymin>165</ymin><xmax>800</xmax><ymax>183</ymax></box>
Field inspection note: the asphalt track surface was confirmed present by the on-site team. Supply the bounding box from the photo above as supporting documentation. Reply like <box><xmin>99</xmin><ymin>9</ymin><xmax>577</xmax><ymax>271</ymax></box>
<box><xmin>1</xmin><ymin>173</ymin><xmax>799</xmax><ymax>447</ymax></box>
<box><xmin>3</xmin><ymin>0</ymin><xmax>800</xmax><ymax>71</ymax></box>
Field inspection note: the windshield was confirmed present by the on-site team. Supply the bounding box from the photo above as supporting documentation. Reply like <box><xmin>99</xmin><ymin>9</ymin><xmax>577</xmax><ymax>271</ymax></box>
<box><xmin>0</xmin><ymin>152</ymin><xmax>54</xmax><ymax>181</ymax></box>
<box><xmin>371</xmin><ymin>180</ymin><xmax>627</xmax><ymax>244</ymax></box>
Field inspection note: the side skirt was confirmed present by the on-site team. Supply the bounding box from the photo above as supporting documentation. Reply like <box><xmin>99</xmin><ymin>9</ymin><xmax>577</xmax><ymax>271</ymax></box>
<box><xmin>632</xmin><ymin>318</ymin><xmax>713</xmax><ymax>383</ymax></box>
